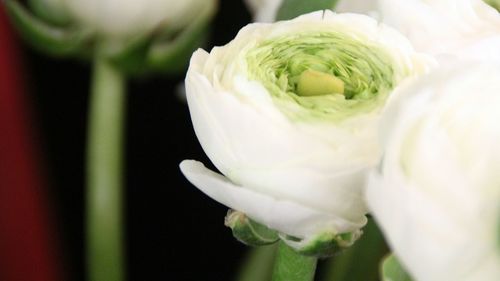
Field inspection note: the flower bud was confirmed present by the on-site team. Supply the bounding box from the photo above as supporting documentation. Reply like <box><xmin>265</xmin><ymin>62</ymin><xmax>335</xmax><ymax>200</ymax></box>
<box><xmin>367</xmin><ymin>62</ymin><xmax>500</xmax><ymax>281</ymax></box>
<box><xmin>180</xmin><ymin>11</ymin><xmax>433</xmax><ymax>251</ymax></box>
<box><xmin>5</xmin><ymin>0</ymin><xmax>217</xmax><ymax>74</ymax></box>
<box><xmin>62</xmin><ymin>0</ymin><xmax>213</xmax><ymax>39</ymax></box>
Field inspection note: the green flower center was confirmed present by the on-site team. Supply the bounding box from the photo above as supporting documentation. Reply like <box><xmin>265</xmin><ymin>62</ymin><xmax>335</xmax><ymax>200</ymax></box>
<box><xmin>246</xmin><ymin>32</ymin><xmax>396</xmax><ymax>122</ymax></box>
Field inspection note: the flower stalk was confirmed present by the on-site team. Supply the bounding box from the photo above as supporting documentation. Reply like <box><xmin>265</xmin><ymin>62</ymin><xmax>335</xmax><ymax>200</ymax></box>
<box><xmin>272</xmin><ymin>241</ymin><xmax>318</xmax><ymax>281</ymax></box>
<box><xmin>86</xmin><ymin>57</ymin><xmax>126</xmax><ymax>281</ymax></box>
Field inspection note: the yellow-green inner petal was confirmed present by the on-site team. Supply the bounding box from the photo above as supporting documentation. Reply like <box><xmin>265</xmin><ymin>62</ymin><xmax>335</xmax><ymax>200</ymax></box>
<box><xmin>246</xmin><ymin>32</ymin><xmax>396</xmax><ymax>122</ymax></box>
<box><xmin>297</xmin><ymin>69</ymin><xmax>345</xmax><ymax>97</ymax></box>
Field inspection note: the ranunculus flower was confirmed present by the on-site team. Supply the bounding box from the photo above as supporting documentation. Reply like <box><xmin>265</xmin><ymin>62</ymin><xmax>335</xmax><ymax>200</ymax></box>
<box><xmin>180</xmin><ymin>11</ymin><xmax>432</xmax><ymax>246</ymax></box>
<box><xmin>367</xmin><ymin>62</ymin><xmax>500</xmax><ymax>281</ymax></box>
<box><xmin>34</xmin><ymin>0</ymin><xmax>217</xmax><ymax>38</ymax></box>
<box><xmin>378</xmin><ymin>0</ymin><xmax>500</xmax><ymax>61</ymax></box>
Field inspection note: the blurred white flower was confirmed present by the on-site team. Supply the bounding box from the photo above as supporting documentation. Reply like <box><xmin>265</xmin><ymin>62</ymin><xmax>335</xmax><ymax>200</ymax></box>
<box><xmin>335</xmin><ymin>0</ymin><xmax>378</xmax><ymax>15</ymax></box>
<box><xmin>244</xmin><ymin>0</ymin><xmax>378</xmax><ymax>22</ymax></box>
<box><xmin>180</xmin><ymin>11</ymin><xmax>432</xmax><ymax>245</ymax></box>
<box><xmin>47</xmin><ymin>0</ymin><xmax>217</xmax><ymax>38</ymax></box>
<box><xmin>244</xmin><ymin>0</ymin><xmax>283</xmax><ymax>22</ymax></box>
<box><xmin>378</xmin><ymin>0</ymin><xmax>500</xmax><ymax>61</ymax></box>
<box><xmin>367</xmin><ymin>62</ymin><xmax>500</xmax><ymax>281</ymax></box>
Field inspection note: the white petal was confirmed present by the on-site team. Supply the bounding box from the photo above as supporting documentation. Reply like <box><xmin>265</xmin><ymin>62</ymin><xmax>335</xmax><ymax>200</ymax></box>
<box><xmin>367</xmin><ymin>62</ymin><xmax>500</xmax><ymax>281</ymax></box>
<box><xmin>180</xmin><ymin>160</ymin><xmax>366</xmax><ymax>237</ymax></box>
<box><xmin>378</xmin><ymin>0</ymin><xmax>500</xmax><ymax>60</ymax></box>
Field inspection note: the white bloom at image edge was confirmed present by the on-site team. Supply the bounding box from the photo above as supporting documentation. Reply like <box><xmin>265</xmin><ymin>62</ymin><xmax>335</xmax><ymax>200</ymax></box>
<box><xmin>367</xmin><ymin>62</ymin><xmax>500</xmax><ymax>281</ymax></box>
<box><xmin>179</xmin><ymin>10</ymin><xmax>433</xmax><ymax>243</ymax></box>
<box><xmin>244</xmin><ymin>0</ymin><xmax>378</xmax><ymax>22</ymax></box>
<box><xmin>39</xmin><ymin>0</ymin><xmax>216</xmax><ymax>37</ymax></box>
<box><xmin>378</xmin><ymin>0</ymin><xmax>500</xmax><ymax>61</ymax></box>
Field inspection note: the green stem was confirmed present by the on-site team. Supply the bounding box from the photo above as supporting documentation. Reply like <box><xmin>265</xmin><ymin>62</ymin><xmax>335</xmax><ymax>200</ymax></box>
<box><xmin>236</xmin><ymin>245</ymin><xmax>278</xmax><ymax>281</ymax></box>
<box><xmin>86</xmin><ymin>57</ymin><xmax>126</xmax><ymax>281</ymax></box>
<box><xmin>272</xmin><ymin>241</ymin><xmax>318</xmax><ymax>281</ymax></box>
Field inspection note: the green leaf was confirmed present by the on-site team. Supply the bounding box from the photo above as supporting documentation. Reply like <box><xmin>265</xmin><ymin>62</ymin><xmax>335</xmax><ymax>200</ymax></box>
<box><xmin>276</xmin><ymin>0</ymin><xmax>340</xmax><ymax>21</ymax></box>
<box><xmin>4</xmin><ymin>0</ymin><xmax>92</xmax><ymax>57</ymax></box>
<box><xmin>235</xmin><ymin>245</ymin><xmax>278</xmax><ymax>281</ymax></box>
<box><xmin>225</xmin><ymin>210</ymin><xmax>279</xmax><ymax>246</ymax></box>
<box><xmin>381</xmin><ymin>254</ymin><xmax>414</xmax><ymax>281</ymax></box>
<box><xmin>321</xmin><ymin>219</ymin><xmax>388</xmax><ymax>281</ymax></box>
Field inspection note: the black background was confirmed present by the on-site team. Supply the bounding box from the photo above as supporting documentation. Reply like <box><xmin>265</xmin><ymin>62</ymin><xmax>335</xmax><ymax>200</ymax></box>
<box><xmin>21</xmin><ymin>1</ymin><xmax>254</xmax><ymax>280</ymax></box>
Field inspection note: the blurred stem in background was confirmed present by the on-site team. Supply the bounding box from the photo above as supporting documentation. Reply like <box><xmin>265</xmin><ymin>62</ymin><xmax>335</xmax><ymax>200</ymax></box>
<box><xmin>321</xmin><ymin>219</ymin><xmax>388</xmax><ymax>281</ymax></box>
<box><xmin>87</xmin><ymin>58</ymin><xmax>126</xmax><ymax>281</ymax></box>
<box><xmin>236</xmin><ymin>245</ymin><xmax>277</xmax><ymax>281</ymax></box>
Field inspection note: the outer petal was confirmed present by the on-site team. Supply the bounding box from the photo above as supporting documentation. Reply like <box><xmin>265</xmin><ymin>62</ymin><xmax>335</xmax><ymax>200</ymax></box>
<box><xmin>180</xmin><ymin>160</ymin><xmax>365</xmax><ymax>238</ymax></box>
<box><xmin>378</xmin><ymin>0</ymin><xmax>500</xmax><ymax>60</ymax></box>
<box><xmin>367</xmin><ymin>62</ymin><xmax>500</xmax><ymax>281</ymax></box>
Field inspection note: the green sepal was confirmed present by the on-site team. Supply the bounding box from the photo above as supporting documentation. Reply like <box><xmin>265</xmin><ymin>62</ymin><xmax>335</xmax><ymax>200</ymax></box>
<box><xmin>144</xmin><ymin>2</ymin><xmax>216</xmax><ymax>75</ymax></box>
<box><xmin>276</xmin><ymin>0</ymin><xmax>340</xmax><ymax>21</ymax></box>
<box><xmin>27</xmin><ymin>0</ymin><xmax>71</xmax><ymax>26</ymax></box>
<box><xmin>4</xmin><ymin>0</ymin><xmax>92</xmax><ymax>57</ymax></box>
<box><xmin>225</xmin><ymin>210</ymin><xmax>279</xmax><ymax>246</ymax></box>
<box><xmin>281</xmin><ymin>229</ymin><xmax>363</xmax><ymax>258</ymax></box>
<box><xmin>380</xmin><ymin>254</ymin><xmax>414</xmax><ymax>281</ymax></box>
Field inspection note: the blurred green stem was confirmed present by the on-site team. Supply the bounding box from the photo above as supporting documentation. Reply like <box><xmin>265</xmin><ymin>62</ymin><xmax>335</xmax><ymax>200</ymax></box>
<box><xmin>236</xmin><ymin>245</ymin><xmax>277</xmax><ymax>281</ymax></box>
<box><xmin>321</xmin><ymin>219</ymin><xmax>387</xmax><ymax>281</ymax></box>
<box><xmin>272</xmin><ymin>241</ymin><xmax>318</xmax><ymax>281</ymax></box>
<box><xmin>86</xmin><ymin>57</ymin><xmax>126</xmax><ymax>281</ymax></box>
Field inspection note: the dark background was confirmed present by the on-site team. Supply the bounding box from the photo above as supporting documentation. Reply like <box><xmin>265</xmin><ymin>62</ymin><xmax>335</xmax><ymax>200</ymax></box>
<box><xmin>20</xmin><ymin>1</ymin><xmax>254</xmax><ymax>280</ymax></box>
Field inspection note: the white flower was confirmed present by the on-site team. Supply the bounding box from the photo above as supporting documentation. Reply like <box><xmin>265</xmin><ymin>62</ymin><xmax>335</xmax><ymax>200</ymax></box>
<box><xmin>244</xmin><ymin>0</ymin><xmax>377</xmax><ymax>22</ymax></box>
<box><xmin>367</xmin><ymin>62</ymin><xmax>500</xmax><ymax>281</ymax></box>
<box><xmin>180</xmin><ymin>11</ymin><xmax>432</xmax><ymax>244</ymax></box>
<box><xmin>244</xmin><ymin>0</ymin><xmax>283</xmax><ymax>22</ymax></box>
<box><xmin>41</xmin><ymin>0</ymin><xmax>217</xmax><ymax>38</ymax></box>
<box><xmin>378</xmin><ymin>0</ymin><xmax>500</xmax><ymax>61</ymax></box>
<box><xmin>335</xmin><ymin>0</ymin><xmax>378</xmax><ymax>15</ymax></box>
